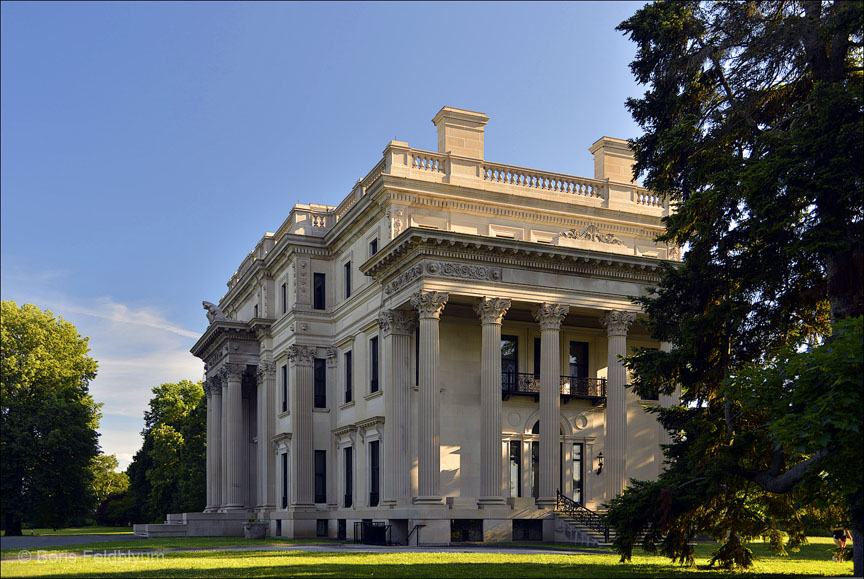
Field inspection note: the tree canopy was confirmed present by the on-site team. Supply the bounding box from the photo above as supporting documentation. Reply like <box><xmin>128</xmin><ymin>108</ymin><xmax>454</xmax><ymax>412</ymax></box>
<box><xmin>1</xmin><ymin>301</ymin><xmax>102</xmax><ymax>535</ymax></box>
<box><xmin>608</xmin><ymin>0</ymin><xmax>863</xmax><ymax>573</ymax></box>
<box><xmin>126</xmin><ymin>380</ymin><xmax>206</xmax><ymax>523</ymax></box>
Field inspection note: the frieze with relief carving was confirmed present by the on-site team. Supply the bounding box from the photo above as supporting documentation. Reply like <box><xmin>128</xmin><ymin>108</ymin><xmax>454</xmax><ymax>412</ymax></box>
<box><xmin>559</xmin><ymin>224</ymin><xmax>624</xmax><ymax>245</ymax></box>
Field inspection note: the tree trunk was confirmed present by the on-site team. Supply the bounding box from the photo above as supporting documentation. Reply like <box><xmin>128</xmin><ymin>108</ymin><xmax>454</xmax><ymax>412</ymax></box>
<box><xmin>852</xmin><ymin>528</ymin><xmax>862</xmax><ymax>578</ymax></box>
<box><xmin>4</xmin><ymin>514</ymin><xmax>23</xmax><ymax>537</ymax></box>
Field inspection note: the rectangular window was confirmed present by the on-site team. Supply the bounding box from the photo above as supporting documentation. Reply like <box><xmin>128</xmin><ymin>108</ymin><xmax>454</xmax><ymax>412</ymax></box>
<box><xmin>281</xmin><ymin>283</ymin><xmax>287</xmax><ymax>314</ymax></box>
<box><xmin>313</xmin><ymin>273</ymin><xmax>326</xmax><ymax>310</ymax></box>
<box><xmin>369</xmin><ymin>238</ymin><xmax>378</xmax><ymax>256</ymax></box>
<box><xmin>314</xmin><ymin>358</ymin><xmax>326</xmax><ymax>408</ymax></box>
<box><xmin>502</xmin><ymin>335</ymin><xmax>518</xmax><ymax>392</ymax></box>
<box><xmin>369</xmin><ymin>336</ymin><xmax>379</xmax><ymax>393</ymax></box>
<box><xmin>415</xmin><ymin>326</ymin><xmax>419</xmax><ymax>386</ymax></box>
<box><xmin>509</xmin><ymin>441</ymin><xmax>522</xmax><ymax>498</ymax></box>
<box><xmin>369</xmin><ymin>440</ymin><xmax>380</xmax><ymax>507</ymax></box>
<box><xmin>569</xmin><ymin>341</ymin><xmax>589</xmax><ymax>379</ymax></box>
<box><xmin>314</xmin><ymin>450</ymin><xmax>326</xmax><ymax>504</ymax></box>
<box><xmin>534</xmin><ymin>337</ymin><xmax>541</xmax><ymax>378</ymax></box>
<box><xmin>531</xmin><ymin>441</ymin><xmax>540</xmax><ymax>499</ymax></box>
<box><xmin>281</xmin><ymin>364</ymin><xmax>288</xmax><ymax>413</ymax></box>
<box><xmin>254</xmin><ymin>304</ymin><xmax>259</xmax><ymax>318</ymax></box>
<box><xmin>344</xmin><ymin>262</ymin><xmax>351</xmax><ymax>299</ymax></box>
<box><xmin>344</xmin><ymin>351</ymin><xmax>353</xmax><ymax>403</ymax></box>
<box><xmin>281</xmin><ymin>452</ymin><xmax>288</xmax><ymax>509</ymax></box>
<box><xmin>344</xmin><ymin>447</ymin><xmax>353</xmax><ymax>508</ymax></box>
<box><xmin>572</xmin><ymin>443</ymin><xmax>584</xmax><ymax>504</ymax></box>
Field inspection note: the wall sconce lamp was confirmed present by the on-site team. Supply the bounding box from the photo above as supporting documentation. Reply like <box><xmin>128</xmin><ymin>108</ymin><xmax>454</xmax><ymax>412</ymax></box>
<box><xmin>596</xmin><ymin>452</ymin><xmax>604</xmax><ymax>475</ymax></box>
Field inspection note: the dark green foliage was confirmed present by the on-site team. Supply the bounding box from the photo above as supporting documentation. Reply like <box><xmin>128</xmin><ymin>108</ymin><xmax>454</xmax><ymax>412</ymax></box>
<box><xmin>0</xmin><ymin>301</ymin><xmax>102</xmax><ymax>536</ymax></box>
<box><xmin>609</xmin><ymin>0</ymin><xmax>864</xmax><ymax>572</ymax></box>
<box><xmin>126</xmin><ymin>380</ymin><xmax>206</xmax><ymax>523</ymax></box>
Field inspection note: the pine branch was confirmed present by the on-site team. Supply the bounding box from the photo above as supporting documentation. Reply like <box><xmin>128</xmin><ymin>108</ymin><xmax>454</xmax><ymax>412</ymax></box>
<box><xmin>733</xmin><ymin>450</ymin><xmax>828</xmax><ymax>493</ymax></box>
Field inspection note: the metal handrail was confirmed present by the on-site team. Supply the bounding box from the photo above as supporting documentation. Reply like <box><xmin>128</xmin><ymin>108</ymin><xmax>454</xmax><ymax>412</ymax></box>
<box><xmin>555</xmin><ymin>489</ymin><xmax>610</xmax><ymax>543</ymax></box>
<box><xmin>502</xmin><ymin>373</ymin><xmax>607</xmax><ymax>402</ymax></box>
<box><xmin>406</xmin><ymin>523</ymin><xmax>425</xmax><ymax>546</ymax></box>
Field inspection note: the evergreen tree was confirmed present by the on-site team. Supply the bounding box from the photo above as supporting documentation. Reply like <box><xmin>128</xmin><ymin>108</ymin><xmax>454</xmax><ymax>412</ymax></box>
<box><xmin>608</xmin><ymin>0</ymin><xmax>863</xmax><ymax>573</ymax></box>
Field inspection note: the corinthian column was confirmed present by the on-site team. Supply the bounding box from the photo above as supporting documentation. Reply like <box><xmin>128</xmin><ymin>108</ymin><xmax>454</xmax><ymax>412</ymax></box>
<box><xmin>475</xmin><ymin>297</ymin><xmax>511</xmax><ymax>505</ymax></box>
<box><xmin>379</xmin><ymin>310</ymin><xmax>416</xmax><ymax>506</ymax></box>
<box><xmin>288</xmin><ymin>344</ymin><xmax>315</xmax><ymax>507</ymax></box>
<box><xmin>256</xmin><ymin>362</ymin><xmax>276</xmax><ymax>511</ymax></box>
<box><xmin>410</xmin><ymin>290</ymin><xmax>448</xmax><ymax>505</ymax></box>
<box><xmin>204</xmin><ymin>378</ymin><xmax>223</xmax><ymax>512</ymax></box>
<box><xmin>220</xmin><ymin>373</ymin><xmax>229</xmax><ymax>510</ymax></box>
<box><xmin>600</xmin><ymin>310</ymin><xmax>637</xmax><ymax>501</ymax></box>
<box><xmin>224</xmin><ymin>363</ymin><xmax>247</xmax><ymax>510</ymax></box>
<box><xmin>533</xmin><ymin>303</ymin><xmax>569</xmax><ymax>506</ymax></box>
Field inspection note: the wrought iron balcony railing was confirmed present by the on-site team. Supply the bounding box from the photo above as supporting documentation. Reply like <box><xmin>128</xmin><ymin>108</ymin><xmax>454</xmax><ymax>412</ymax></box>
<box><xmin>502</xmin><ymin>373</ymin><xmax>607</xmax><ymax>405</ymax></box>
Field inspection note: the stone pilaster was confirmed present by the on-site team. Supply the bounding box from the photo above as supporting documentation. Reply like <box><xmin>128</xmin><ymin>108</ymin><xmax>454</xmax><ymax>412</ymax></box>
<box><xmin>410</xmin><ymin>291</ymin><xmax>448</xmax><ymax>505</ymax></box>
<box><xmin>656</xmin><ymin>341</ymin><xmax>679</xmax><ymax>475</ymax></box>
<box><xmin>287</xmin><ymin>344</ymin><xmax>315</xmax><ymax>507</ymax></box>
<box><xmin>256</xmin><ymin>362</ymin><xmax>276</xmax><ymax>511</ymax></box>
<box><xmin>379</xmin><ymin>310</ymin><xmax>416</xmax><ymax>505</ymax></box>
<box><xmin>220</xmin><ymin>372</ymin><xmax>229</xmax><ymax>510</ymax></box>
<box><xmin>326</xmin><ymin>348</ymin><xmax>339</xmax><ymax>508</ymax></box>
<box><xmin>475</xmin><ymin>297</ymin><xmax>511</xmax><ymax>505</ymax></box>
<box><xmin>204</xmin><ymin>378</ymin><xmax>223</xmax><ymax>512</ymax></box>
<box><xmin>533</xmin><ymin>302</ymin><xmax>569</xmax><ymax>506</ymax></box>
<box><xmin>224</xmin><ymin>363</ymin><xmax>247</xmax><ymax>510</ymax></box>
<box><xmin>600</xmin><ymin>310</ymin><xmax>637</xmax><ymax>501</ymax></box>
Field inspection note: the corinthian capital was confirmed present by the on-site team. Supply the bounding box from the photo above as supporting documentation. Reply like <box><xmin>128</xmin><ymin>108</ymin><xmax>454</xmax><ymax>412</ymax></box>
<box><xmin>287</xmin><ymin>344</ymin><xmax>315</xmax><ymax>367</ymax></box>
<box><xmin>256</xmin><ymin>361</ymin><xmax>276</xmax><ymax>381</ymax></box>
<box><xmin>532</xmin><ymin>303</ymin><xmax>569</xmax><ymax>330</ymax></box>
<box><xmin>410</xmin><ymin>291</ymin><xmax>449</xmax><ymax>320</ymax></box>
<box><xmin>474</xmin><ymin>297</ymin><xmax>511</xmax><ymax>325</ymax></box>
<box><xmin>601</xmin><ymin>311</ymin><xmax>637</xmax><ymax>336</ymax></box>
<box><xmin>224</xmin><ymin>362</ymin><xmax>246</xmax><ymax>382</ymax></box>
<box><xmin>378</xmin><ymin>310</ymin><xmax>416</xmax><ymax>336</ymax></box>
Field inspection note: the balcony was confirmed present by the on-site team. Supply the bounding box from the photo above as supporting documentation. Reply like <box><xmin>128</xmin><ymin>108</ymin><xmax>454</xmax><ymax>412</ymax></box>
<box><xmin>502</xmin><ymin>373</ymin><xmax>606</xmax><ymax>406</ymax></box>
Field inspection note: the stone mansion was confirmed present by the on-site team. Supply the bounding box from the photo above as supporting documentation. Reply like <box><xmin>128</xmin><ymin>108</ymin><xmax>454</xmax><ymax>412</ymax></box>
<box><xmin>139</xmin><ymin>107</ymin><xmax>679</xmax><ymax>544</ymax></box>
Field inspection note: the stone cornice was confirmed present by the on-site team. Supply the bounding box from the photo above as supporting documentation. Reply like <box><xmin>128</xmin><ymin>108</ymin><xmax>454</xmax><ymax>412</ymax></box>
<box><xmin>190</xmin><ymin>320</ymin><xmax>258</xmax><ymax>362</ymax></box>
<box><xmin>361</xmin><ymin>228</ymin><xmax>667</xmax><ymax>287</ymax></box>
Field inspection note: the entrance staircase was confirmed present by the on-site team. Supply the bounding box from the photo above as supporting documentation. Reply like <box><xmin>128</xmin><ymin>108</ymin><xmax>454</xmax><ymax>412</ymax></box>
<box><xmin>554</xmin><ymin>490</ymin><xmax>614</xmax><ymax>548</ymax></box>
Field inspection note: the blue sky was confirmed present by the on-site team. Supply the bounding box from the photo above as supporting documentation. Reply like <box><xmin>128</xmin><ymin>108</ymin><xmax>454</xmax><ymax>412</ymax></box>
<box><xmin>1</xmin><ymin>1</ymin><xmax>646</xmax><ymax>469</ymax></box>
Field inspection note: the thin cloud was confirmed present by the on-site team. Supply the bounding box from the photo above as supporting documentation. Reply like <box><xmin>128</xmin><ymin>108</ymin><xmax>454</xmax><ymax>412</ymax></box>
<box><xmin>60</xmin><ymin>298</ymin><xmax>200</xmax><ymax>338</ymax></box>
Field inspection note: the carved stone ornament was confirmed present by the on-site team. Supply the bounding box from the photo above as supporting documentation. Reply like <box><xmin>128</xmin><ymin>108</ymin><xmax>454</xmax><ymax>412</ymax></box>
<box><xmin>378</xmin><ymin>310</ymin><xmax>416</xmax><ymax>336</ymax></box>
<box><xmin>326</xmin><ymin>347</ymin><xmax>338</xmax><ymax>367</ymax></box>
<box><xmin>223</xmin><ymin>362</ymin><xmax>246</xmax><ymax>382</ymax></box>
<box><xmin>474</xmin><ymin>297</ymin><xmax>511</xmax><ymax>325</ymax></box>
<box><xmin>532</xmin><ymin>303</ymin><xmax>569</xmax><ymax>330</ymax></box>
<box><xmin>426</xmin><ymin>261</ymin><xmax>502</xmax><ymax>282</ymax></box>
<box><xmin>384</xmin><ymin>264</ymin><xmax>423</xmax><ymax>295</ymax></box>
<box><xmin>256</xmin><ymin>361</ymin><xmax>276</xmax><ymax>381</ymax></box>
<box><xmin>600</xmin><ymin>310</ymin><xmax>637</xmax><ymax>336</ymax></box>
<box><xmin>559</xmin><ymin>224</ymin><xmax>624</xmax><ymax>245</ymax></box>
<box><xmin>410</xmin><ymin>291</ymin><xmax>449</xmax><ymax>320</ymax></box>
<box><xmin>667</xmin><ymin>244</ymin><xmax>681</xmax><ymax>261</ymax></box>
<box><xmin>202</xmin><ymin>300</ymin><xmax>228</xmax><ymax>324</ymax></box>
<box><xmin>287</xmin><ymin>344</ymin><xmax>315</xmax><ymax>367</ymax></box>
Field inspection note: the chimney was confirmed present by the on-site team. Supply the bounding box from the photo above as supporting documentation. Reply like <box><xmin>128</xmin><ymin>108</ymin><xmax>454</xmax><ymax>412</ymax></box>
<box><xmin>589</xmin><ymin>137</ymin><xmax>638</xmax><ymax>185</ymax></box>
<box><xmin>431</xmin><ymin>107</ymin><xmax>490</xmax><ymax>159</ymax></box>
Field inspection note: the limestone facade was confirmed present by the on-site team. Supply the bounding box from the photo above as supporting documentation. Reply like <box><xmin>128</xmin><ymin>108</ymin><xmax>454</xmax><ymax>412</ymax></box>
<box><xmin>188</xmin><ymin>107</ymin><xmax>677</xmax><ymax>543</ymax></box>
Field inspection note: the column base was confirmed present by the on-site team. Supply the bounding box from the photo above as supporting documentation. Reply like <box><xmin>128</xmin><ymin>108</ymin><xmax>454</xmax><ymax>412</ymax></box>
<box><xmin>413</xmin><ymin>496</ymin><xmax>444</xmax><ymax>506</ymax></box>
<box><xmin>203</xmin><ymin>506</ymin><xmax>219</xmax><ymax>513</ymax></box>
<box><xmin>535</xmin><ymin>496</ymin><xmax>557</xmax><ymax>508</ymax></box>
<box><xmin>222</xmin><ymin>504</ymin><xmax>248</xmax><ymax>512</ymax></box>
<box><xmin>477</xmin><ymin>496</ymin><xmax>508</xmax><ymax>507</ymax></box>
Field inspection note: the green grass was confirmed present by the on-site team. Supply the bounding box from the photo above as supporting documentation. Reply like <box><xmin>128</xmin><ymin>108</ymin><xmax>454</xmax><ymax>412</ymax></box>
<box><xmin>0</xmin><ymin>536</ymin><xmax>341</xmax><ymax>555</ymax></box>
<box><xmin>1</xmin><ymin>526</ymin><xmax>134</xmax><ymax>537</ymax></box>
<box><xmin>0</xmin><ymin>536</ymin><xmax>852</xmax><ymax>577</ymax></box>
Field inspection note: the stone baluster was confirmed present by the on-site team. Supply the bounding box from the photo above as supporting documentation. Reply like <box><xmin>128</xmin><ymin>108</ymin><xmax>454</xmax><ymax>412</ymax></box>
<box><xmin>256</xmin><ymin>362</ymin><xmax>276</xmax><ymax>511</ymax></box>
<box><xmin>288</xmin><ymin>345</ymin><xmax>315</xmax><ymax>507</ymax></box>
<box><xmin>475</xmin><ymin>297</ymin><xmax>511</xmax><ymax>505</ymax></box>
<box><xmin>224</xmin><ymin>363</ymin><xmax>246</xmax><ymax>510</ymax></box>
<box><xmin>601</xmin><ymin>310</ymin><xmax>637</xmax><ymax>501</ymax></box>
<box><xmin>533</xmin><ymin>303</ymin><xmax>569</xmax><ymax>506</ymax></box>
<box><xmin>379</xmin><ymin>310</ymin><xmax>416</xmax><ymax>506</ymax></box>
<box><xmin>410</xmin><ymin>291</ymin><xmax>448</xmax><ymax>504</ymax></box>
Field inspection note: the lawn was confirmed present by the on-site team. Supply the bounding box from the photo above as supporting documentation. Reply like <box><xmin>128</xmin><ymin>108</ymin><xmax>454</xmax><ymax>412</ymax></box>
<box><xmin>1</xmin><ymin>526</ymin><xmax>134</xmax><ymax>537</ymax></box>
<box><xmin>0</xmin><ymin>537</ymin><xmax>852</xmax><ymax>577</ymax></box>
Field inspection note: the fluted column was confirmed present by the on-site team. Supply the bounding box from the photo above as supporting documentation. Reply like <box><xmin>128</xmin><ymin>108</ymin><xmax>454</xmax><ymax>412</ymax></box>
<box><xmin>288</xmin><ymin>345</ymin><xmax>315</xmax><ymax>507</ymax></box>
<box><xmin>601</xmin><ymin>310</ymin><xmax>637</xmax><ymax>501</ymax></box>
<box><xmin>204</xmin><ymin>378</ymin><xmax>223</xmax><ymax>512</ymax></box>
<box><xmin>256</xmin><ymin>362</ymin><xmax>276</xmax><ymax>510</ymax></box>
<box><xmin>379</xmin><ymin>310</ymin><xmax>416</xmax><ymax>506</ymax></box>
<box><xmin>656</xmin><ymin>341</ymin><xmax>678</xmax><ymax>475</ymax></box>
<box><xmin>533</xmin><ymin>303</ymin><xmax>569</xmax><ymax>506</ymax></box>
<box><xmin>220</xmin><ymin>373</ymin><xmax>229</xmax><ymax>510</ymax></box>
<box><xmin>475</xmin><ymin>297</ymin><xmax>511</xmax><ymax>505</ymax></box>
<box><xmin>410</xmin><ymin>290</ymin><xmax>448</xmax><ymax>505</ymax></box>
<box><xmin>224</xmin><ymin>363</ymin><xmax>246</xmax><ymax>510</ymax></box>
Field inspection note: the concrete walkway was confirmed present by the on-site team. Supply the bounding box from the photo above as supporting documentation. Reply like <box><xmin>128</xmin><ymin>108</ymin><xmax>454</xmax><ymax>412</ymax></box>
<box><xmin>0</xmin><ymin>534</ymin><xmax>142</xmax><ymax>550</ymax></box>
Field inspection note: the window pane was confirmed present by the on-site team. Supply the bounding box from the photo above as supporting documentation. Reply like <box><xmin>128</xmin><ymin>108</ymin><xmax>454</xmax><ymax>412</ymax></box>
<box><xmin>314</xmin><ymin>358</ymin><xmax>326</xmax><ymax>408</ymax></box>
<box><xmin>314</xmin><ymin>450</ymin><xmax>326</xmax><ymax>503</ymax></box>
<box><xmin>313</xmin><ymin>273</ymin><xmax>326</xmax><ymax>310</ymax></box>
<box><xmin>572</xmin><ymin>443</ymin><xmax>583</xmax><ymax>504</ymax></box>
<box><xmin>509</xmin><ymin>441</ymin><xmax>522</xmax><ymax>498</ymax></box>
<box><xmin>370</xmin><ymin>337</ymin><xmax>379</xmax><ymax>392</ymax></box>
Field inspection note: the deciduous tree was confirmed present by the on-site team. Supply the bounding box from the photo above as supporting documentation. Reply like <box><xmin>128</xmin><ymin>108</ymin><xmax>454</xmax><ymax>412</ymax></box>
<box><xmin>609</xmin><ymin>0</ymin><xmax>863</xmax><ymax>573</ymax></box>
